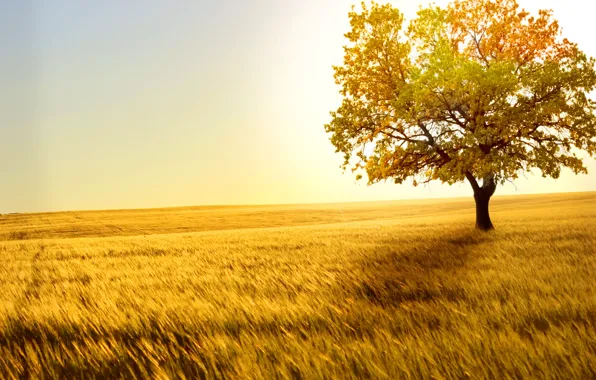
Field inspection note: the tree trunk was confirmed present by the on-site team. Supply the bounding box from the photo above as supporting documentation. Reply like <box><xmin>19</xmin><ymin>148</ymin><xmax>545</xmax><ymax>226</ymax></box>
<box><xmin>466</xmin><ymin>173</ymin><xmax>497</xmax><ymax>231</ymax></box>
<box><xmin>474</xmin><ymin>191</ymin><xmax>494</xmax><ymax>231</ymax></box>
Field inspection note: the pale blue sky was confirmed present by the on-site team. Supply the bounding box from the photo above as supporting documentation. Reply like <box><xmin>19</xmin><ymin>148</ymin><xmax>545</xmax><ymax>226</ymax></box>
<box><xmin>1</xmin><ymin>0</ymin><xmax>595</xmax><ymax>213</ymax></box>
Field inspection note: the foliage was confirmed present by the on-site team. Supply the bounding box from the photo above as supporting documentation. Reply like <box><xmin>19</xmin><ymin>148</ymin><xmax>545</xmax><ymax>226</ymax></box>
<box><xmin>325</xmin><ymin>0</ymin><xmax>596</xmax><ymax>190</ymax></box>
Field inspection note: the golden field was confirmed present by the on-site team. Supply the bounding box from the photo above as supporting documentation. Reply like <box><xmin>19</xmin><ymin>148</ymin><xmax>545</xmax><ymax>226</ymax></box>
<box><xmin>0</xmin><ymin>192</ymin><xmax>594</xmax><ymax>379</ymax></box>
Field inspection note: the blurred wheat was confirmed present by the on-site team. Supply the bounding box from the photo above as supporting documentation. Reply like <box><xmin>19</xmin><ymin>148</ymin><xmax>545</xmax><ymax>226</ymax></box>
<box><xmin>0</xmin><ymin>192</ymin><xmax>594</xmax><ymax>378</ymax></box>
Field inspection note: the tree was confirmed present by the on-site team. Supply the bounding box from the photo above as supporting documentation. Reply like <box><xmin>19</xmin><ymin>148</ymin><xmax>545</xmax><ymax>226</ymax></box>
<box><xmin>325</xmin><ymin>0</ymin><xmax>596</xmax><ymax>230</ymax></box>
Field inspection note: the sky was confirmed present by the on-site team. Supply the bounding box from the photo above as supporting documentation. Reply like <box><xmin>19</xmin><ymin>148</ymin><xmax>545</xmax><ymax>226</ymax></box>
<box><xmin>1</xmin><ymin>0</ymin><xmax>595</xmax><ymax>213</ymax></box>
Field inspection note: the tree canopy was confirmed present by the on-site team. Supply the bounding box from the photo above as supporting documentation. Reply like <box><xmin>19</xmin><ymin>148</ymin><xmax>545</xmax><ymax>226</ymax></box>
<box><xmin>325</xmin><ymin>0</ymin><xmax>596</xmax><ymax>204</ymax></box>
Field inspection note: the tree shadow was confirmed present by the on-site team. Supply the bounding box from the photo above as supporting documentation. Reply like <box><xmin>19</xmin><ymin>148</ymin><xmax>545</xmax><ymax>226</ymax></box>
<box><xmin>345</xmin><ymin>229</ymin><xmax>488</xmax><ymax>308</ymax></box>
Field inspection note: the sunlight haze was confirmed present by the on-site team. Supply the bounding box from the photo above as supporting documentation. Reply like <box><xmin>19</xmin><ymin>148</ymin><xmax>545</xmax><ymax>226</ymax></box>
<box><xmin>1</xmin><ymin>0</ymin><xmax>595</xmax><ymax>213</ymax></box>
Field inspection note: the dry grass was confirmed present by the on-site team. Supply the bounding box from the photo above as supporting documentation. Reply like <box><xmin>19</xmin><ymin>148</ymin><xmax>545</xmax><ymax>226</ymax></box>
<box><xmin>0</xmin><ymin>192</ymin><xmax>594</xmax><ymax>378</ymax></box>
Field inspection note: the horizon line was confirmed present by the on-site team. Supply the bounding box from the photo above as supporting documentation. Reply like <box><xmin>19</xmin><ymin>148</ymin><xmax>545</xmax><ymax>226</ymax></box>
<box><xmin>2</xmin><ymin>189</ymin><xmax>593</xmax><ymax>216</ymax></box>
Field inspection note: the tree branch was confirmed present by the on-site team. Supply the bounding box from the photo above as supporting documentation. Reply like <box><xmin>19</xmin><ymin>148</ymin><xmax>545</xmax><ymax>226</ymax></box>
<box><xmin>417</xmin><ymin>122</ymin><xmax>452</xmax><ymax>163</ymax></box>
<box><xmin>465</xmin><ymin>171</ymin><xmax>480</xmax><ymax>193</ymax></box>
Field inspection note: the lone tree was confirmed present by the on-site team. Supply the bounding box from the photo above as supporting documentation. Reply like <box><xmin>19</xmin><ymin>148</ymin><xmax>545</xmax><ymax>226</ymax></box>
<box><xmin>325</xmin><ymin>0</ymin><xmax>596</xmax><ymax>230</ymax></box>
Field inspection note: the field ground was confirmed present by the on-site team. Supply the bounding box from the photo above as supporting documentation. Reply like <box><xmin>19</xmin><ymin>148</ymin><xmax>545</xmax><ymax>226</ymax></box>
<box><xmin>0</xmin><ymin>192</ymin><xmax>595</xmax><ymax>378</ymax></box>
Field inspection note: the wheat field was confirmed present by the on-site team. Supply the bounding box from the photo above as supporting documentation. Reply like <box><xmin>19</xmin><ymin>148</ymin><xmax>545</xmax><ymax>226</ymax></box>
<box><xmin>0</xmin><ymin>192</ymin><xmax>594</xmax><ymax>379</ymax></box>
